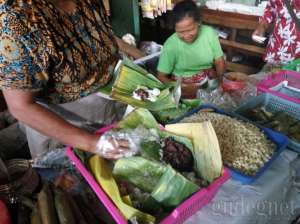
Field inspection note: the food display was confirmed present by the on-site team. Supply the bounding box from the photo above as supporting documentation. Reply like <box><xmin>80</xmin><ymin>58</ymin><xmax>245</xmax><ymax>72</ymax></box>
<box><xmin>239</xmin><ymin>107</ymin><xmax>300</xmax><ymax>142</ymax></box>
<box><xmin>180</xmin><ymin>111</ymin><xmax>276</xmax><ymax>175</ymax></box>
<box><xmin>83</xmin><ymin>108</ymin><xmax>223</xmax><ymax>223</ymax></box>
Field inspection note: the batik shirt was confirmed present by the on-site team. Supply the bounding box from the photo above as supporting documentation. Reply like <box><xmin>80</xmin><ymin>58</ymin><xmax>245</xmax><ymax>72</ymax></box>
<box><xmin>261</xmin><ymin>0</ymin><xmax>300</xmax><ymax>65</ymax></box>
<box><xmin>0</xmin><ymin>0</ymin><xmax>119</xmax><ymax>104</ymax></box>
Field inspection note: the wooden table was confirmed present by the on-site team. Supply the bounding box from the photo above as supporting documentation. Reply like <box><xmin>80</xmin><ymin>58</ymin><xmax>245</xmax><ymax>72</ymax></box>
<box><xmin>201</xmin><ymin>7</ymin><xmax>265</xmax><ymax>74</ymax></box>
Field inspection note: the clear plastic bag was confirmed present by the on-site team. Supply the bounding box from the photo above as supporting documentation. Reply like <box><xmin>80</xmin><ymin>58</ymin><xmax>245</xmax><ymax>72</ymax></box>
<box><xmin>96</xmin><ymin>126</ymin><xmax>159</xmax><ymax>159</ymax></box>
<box><xmin>197</xmin><ymin>79</ymin><xmax>258</xmax><ymax>112</ymax></box>
<box><xmin>197</xmin><ymin>87</ymin><xmax>238</xmax><ymax>111</ymax></box>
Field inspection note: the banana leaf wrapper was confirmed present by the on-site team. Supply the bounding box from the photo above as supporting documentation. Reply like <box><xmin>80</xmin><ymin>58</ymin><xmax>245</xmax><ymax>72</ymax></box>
<box><xmin>111</xmin><ymin>60</ymin><xmax>178</xmax><ymax>111</ymax></box>
<box><xmin>118</xmin><ymin>108</ymin><xmax>159</xmax><ymax>130</ymax></box>
<box><xmin>89</xmin><ymin>155</ymin><xmax>155</xmax><ymax>223</ymax></box>
<box><xmin>117</xmin><ymin>108</ymin><xmax>195</xmax><ymax>162</ymax></box>
<box><xmin>113</xmin><ymin>157</ymin><xmax>199</xmax><ymax>208</ymax></box>
<box><xmin>140</xmin><ymin>141</ymin><xmax>161</xmax><ymax>161</ymax></box>
<box><xmin>112</xmin><ymin>157</ymin><xmax>167</xmax><ymax>192</ymax></box>
<box><xmin>165</xmin><ymin>122</ymin><xmax>223</xmax><ymax>183</ymax></box>
<box><xmin>151</xmin><ymin>166</ymin><xmax>199</xmax><ymax>207</ymax></box>
<box><xmin>152</xmin><ymin>99</ymin><xmax>201</xmax><ymax>124</ymax></box>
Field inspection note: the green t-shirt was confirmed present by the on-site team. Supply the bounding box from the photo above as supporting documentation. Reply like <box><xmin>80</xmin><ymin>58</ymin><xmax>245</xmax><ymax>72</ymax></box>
<box><xmin>157</xmin><ymin>25</ymin><xmax>224</xmax><ymax>77</ymax></box>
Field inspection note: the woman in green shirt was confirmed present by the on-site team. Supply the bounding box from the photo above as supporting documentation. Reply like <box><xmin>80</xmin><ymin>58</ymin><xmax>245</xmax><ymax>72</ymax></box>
<box><xmin>157</xmin><ymin>0</ymin><xmax>225</xmax><ymax>98</ymax></box>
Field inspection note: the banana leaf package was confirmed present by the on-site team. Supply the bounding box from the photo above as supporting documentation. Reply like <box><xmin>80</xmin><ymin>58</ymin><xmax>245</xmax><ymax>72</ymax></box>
<box><xmin>111</xmin><ymin>59</ymin><xmax>201</xmax><ymax>123</ymax></box>
<box><xmin>89</xmin><ymin>108</ymin><xmax>223</xmax><ymax>223</ymax></box>
<box><xmin>117</xmin><ymin>108</ymin><xmax>223</xmax><ymax>182</ymax></box>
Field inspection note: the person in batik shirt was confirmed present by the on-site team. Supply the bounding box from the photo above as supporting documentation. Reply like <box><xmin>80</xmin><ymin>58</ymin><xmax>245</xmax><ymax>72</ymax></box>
<box><xmin>0</xmin><ymin>0</ymin><xmax>144</xmax><ymax>158</ymax></box>
<box><xmin>253</xmin><ymin>0</ymin><xmax>300</xmax><ymax>65</ymax></box>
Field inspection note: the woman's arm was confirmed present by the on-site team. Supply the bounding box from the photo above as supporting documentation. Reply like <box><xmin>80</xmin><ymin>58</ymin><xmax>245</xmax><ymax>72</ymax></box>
<box><xmin>157</xmin><ymin>71</ymin><xmax>174</xmax><ymax>83</ymax></box>
<box><xmin>3</xmin><ymin>89</ymin><xmax>99</xmax><ymax>153</ymax></box>
<box><xmin>214</xmin><ymin>57</ymin><xmax>226</xmax><ymax>82</ymax></box>
<box><xmin>252</xmin><ymin>0</ymin><xmax>274</xmax><ymax>37</ymax></box>
<box><xmin>252</xmin><ymin>19</ymin><xmax>269</xmax><ymax>37</ymax></box>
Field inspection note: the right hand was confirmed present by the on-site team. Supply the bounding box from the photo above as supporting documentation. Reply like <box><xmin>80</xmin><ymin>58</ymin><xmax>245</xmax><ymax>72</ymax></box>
<box><xmin>252</xmin><ymin>21</ymin><xmax>268</xmax><ymax>42</ymax></box>
<box><xmin>252</xmin><ymin>28</ymin><xmax>264</xmax><ymax>37</ymax></box>
<box><xmin>95</xmin><ymin>135</ymin><xmax>131</xmax><ymax>159</ymax></box>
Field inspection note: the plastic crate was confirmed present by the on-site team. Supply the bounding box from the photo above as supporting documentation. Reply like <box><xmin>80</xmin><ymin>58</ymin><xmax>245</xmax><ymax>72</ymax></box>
<box><xmin>66</xmin><ymin>125</ymin><xmax>230</xmax><ymax>224</ymax></box>
<box><xmin>234</xmin><ymin>93</ymin><xmax>300</xmax><ymax>153</ymax></box>
<box><xmin>257</xmin><ymin>70</ymin><xmax>300</xmax><ymax>104</ymax></box>
<box><xmin>170</xmin><ymin>104</ymin><xmax>289</xmax><ymax>184</ymax></box>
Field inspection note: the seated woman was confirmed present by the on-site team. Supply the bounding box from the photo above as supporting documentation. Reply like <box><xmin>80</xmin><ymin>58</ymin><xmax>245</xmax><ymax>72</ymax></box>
<box><xmin>157</xmin><ymin>0</ymin><xmax>225</xmax><ymax>98</ymax></box>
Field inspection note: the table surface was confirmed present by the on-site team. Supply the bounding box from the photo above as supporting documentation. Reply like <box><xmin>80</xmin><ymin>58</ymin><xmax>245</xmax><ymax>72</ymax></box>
<box><xmin>186</xmin><ymin>149</ymin><xmax>300</xmax><ymax>224</ymax></box>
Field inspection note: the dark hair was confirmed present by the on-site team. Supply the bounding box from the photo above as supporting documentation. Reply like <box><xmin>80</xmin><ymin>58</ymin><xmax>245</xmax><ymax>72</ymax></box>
<box><xmin>172</xmin><ymin>0</ymin><xmax>200</xmax><ymax>26</ymax></box>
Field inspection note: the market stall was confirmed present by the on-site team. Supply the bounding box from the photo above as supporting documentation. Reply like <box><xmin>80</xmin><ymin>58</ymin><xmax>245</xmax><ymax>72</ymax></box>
<box><xmin>1</xmin><ymin>0</ymin><xmax>300</xmax><ymax>223</ymax></box>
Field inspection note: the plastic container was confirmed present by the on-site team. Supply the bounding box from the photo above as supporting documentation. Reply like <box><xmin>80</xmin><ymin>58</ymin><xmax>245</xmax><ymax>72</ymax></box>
<box><xmin>170</xmin><ymin>104</ymin><xmax>289</xmax><ymax>184</ymax></box>
<box><xmin>234</xmin><ymin>93</ymin><xmax>300</xmax><ymax>153</ymax></box>
<box><xmin>66</xmin><ymin>125</ymin><xmax>230</xmax><ymax>224</ymax></box>
<box><xmin>222</xmin><ymin>72</ymin><xmax>247</xmax><ymax>92</ymax></box>
<box><xmin>256</xmin><ymin>70</ymin><xmax>300</xmax><ymax>104</ymax></box>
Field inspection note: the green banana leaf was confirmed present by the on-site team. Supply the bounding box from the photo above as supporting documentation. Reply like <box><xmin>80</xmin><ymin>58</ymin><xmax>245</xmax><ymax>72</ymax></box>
<box><xmin>152</xmin><ymin>99</ymin><xmax>202</xmax><ymax>124</ymax></box>
<box><xmin>117</xmin><ymin>107</ymin><xmax>195</xmax><ymax>164</ymax></box>
<box><xmin>113</xmin><ymin>157</ymin><xmax>200</xmax><ymax>208</ymax></box>
<box><xmin>112</xmin><ymin>86</ymin><xmax>177</xmax><ymax>111</ymax></box>
<box><xmin>118</xmin><ymin>108</ymin><xmax>159</xmax><ymax>130</ymax></box>
<box><xmin>151</xmin><ymin>166</ymin><xmax>199</xmax><ymax>207</ymax></box>
<box><xmin>111</xmin><ymin>60</ymin><xmax>179</xmax><ymax>111</ymax></box>
<box><xmin>140</xmin><ymin>141</ymin><xmax>162</xmax><ymax>161</ymax></box>
<box><xmin>112</xmin><ymin>157</ymin><xmax>167</xmax><ymax>192</ymax></box>
<box><xmin>120</xmin><ymin>58</ymin><xmax>159</xmax><ymax>81</ymax></box>
<box><xmin>158</xmin><ymin>131</ymin><xmax>194</xmax><ymax>152</ymax></box>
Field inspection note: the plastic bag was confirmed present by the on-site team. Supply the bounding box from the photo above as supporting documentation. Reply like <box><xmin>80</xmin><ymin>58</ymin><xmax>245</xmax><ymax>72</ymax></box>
<box><xmin>95</xmin><ymin>126</ymin><xmax>159</xmax><ymax>159</ymax></box>
<box><xmin>197</xmin><ymin>80</ymin><xmax>257</xmax><ymax>112</ymax></box>
<box><xmin>197</xmin><ymin>87</ymin><xmax>237</xmax><ymax>111</ymax></box>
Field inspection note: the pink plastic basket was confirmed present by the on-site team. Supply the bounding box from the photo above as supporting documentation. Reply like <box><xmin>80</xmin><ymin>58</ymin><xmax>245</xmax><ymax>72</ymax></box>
<box><xmin>257</xmin><ymin>70</ymin><xmax>300</xmax><ymax>104</ymax></box>
<box><xmin>66</xmin><ymin>125</ymin><xmax>230</xmax><ymax>224</ymax></box>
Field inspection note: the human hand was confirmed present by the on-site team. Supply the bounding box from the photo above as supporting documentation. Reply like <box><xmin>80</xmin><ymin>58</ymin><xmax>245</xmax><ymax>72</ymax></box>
<box><xmin>94</xmin><ymin>127</ymin><xmax>156</xmax><ymax>159</ymax></box>
<box><xmin>252</xmin><ymin>33</ymin><xmax>267</xmax><ymax>44</ymax></box>
<box><xmin>95</xmin><ymin>135</ymin><xmax>133</xmax><ymax>159</ymax></box>
<box><xmin>252</xmin><ymin>25</ymin><xmax>267</xmax><ymax>44</ymax></box>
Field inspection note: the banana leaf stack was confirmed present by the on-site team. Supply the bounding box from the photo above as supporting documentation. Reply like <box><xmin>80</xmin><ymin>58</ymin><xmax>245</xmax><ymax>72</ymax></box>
<box><xmin>89</xmin><ymin>108</ymin><xmax>223</xmax><ymax>223</ymax></box>
<box><xmin>111</xmin><ymin>59</ymin><xmax>201</xmax><ymax>123</ymax></box>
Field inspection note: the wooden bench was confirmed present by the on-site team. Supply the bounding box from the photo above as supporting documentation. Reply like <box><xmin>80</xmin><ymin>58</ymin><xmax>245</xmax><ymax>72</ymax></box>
<box><xmin>201</xmin><ymin>7</ymin><xmax>265</xmax><ymax>74</ymax></box>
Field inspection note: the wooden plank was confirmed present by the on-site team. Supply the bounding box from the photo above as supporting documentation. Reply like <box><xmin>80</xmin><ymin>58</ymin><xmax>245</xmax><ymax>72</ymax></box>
<box><xmin>200</xmin><ymin>7</ymin><xmax>259</xmax><ymax>30</ymax></box>
<box><xmin>225</xmin><ymin>61</ymin><xmax>260</xmax><ymax>74</ymax></box>
<box><xmin>220</xmin><ymin>39</ymin><xmax>265</xmax><ymax>55</ymax></box>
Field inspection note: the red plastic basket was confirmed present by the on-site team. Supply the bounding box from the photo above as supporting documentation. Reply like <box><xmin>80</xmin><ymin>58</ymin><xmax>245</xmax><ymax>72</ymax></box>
<box><xmin>66</xmin><ymin>125</ymin><xmax>230</xmax><ymax>224</ymax></box>
<box><xmin>257</xmin><ymin>70</ymin><xmax>300</xmax><ymax>104</ymax></box>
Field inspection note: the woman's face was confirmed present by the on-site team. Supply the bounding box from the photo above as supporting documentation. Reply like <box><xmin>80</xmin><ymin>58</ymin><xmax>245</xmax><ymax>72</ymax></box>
<box><xmin>175</xmin><ymin>16</ymin><xmax>199</xmax><ymax>43</ymax></box>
